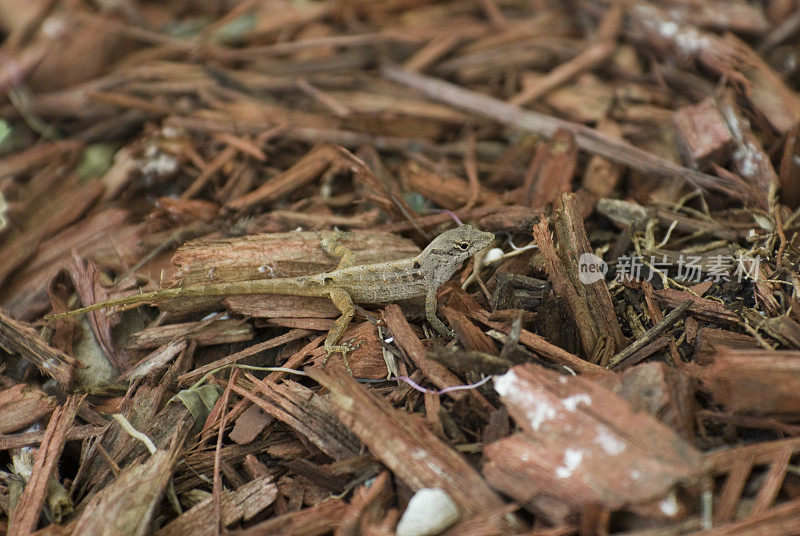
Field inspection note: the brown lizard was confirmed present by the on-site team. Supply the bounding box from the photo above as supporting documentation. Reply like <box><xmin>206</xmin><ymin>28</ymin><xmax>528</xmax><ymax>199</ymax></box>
<box><xmin>46</xmin><ymin>225</ymin><xmax>495</xmax><ymax>372</ymax></box>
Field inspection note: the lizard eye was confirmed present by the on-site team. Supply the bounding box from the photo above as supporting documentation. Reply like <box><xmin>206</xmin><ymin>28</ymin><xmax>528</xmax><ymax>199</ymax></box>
<box><xmin>457</xmin><ymin>242</ymin><xmax>470</xmax><ymax>250</ymax></box>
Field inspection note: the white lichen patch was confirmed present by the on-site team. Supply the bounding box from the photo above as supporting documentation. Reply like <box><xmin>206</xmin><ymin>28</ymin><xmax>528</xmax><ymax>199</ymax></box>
<box><xmin>562</xmin><ymin>393</ymin><xmax>591</xmax><ymax>411</ymax></box>
<box><xmin>494</xmin><ymin>371</ymin><xmax>560</xmax><ymax>431</ymax></box>
<box><xmin>555</xmin><ymin>448</ymin><xmax>583</xmax><ymax>479</ymax></box>
<box><xmin>594</xmin><ymin>425</ymin><xmax>626</xmax><ymax>456</ymax></box>
<box><xmin>733</xmin><ymin>142</ymin><xmax>764</xmax><ymax>178</ymax></box>
<box><xmin>492</xmin><ymin>369</ymin><xmax>518</xmax><ymax>397</ymax></box>
<box><xmin>531</xmin><ymin>402</ymin><xmax>557</xmax><ymax>431</ymax></box>
<box><xmin>635</xmin><ymin>4</ymin><xmax>709</xmax><ymax>58</ymax></box>
<box><xmin>411</xmin><ymin>449</ymin><xmax>427</xmax><ymax>460</ymax></box>
<box><xmin>140</xmin><ymin>143</ymin><xmax>179</xmax><ymax>179</ymax></box>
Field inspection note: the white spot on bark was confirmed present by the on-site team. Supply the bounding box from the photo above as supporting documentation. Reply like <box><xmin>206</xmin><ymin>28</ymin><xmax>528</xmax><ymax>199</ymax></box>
<box><xmin>562</xmin><ymin>393</ymin><xmax>591</xmax><ymax>411</ymax></box>
<box><xmin>494</xmin><ymin>370</ymin><xmax>559</xmax><ymax>430</ymax></box>
<box><xmin>556</xmin><ymin>448</ymin><xmax>583</xmax><ymax>478</ymax></box>
<box><xmin>733</xmin><ymin>142</ymin><xmax>764</xmax><ymax>178</ymax></box>
<box><xmin>658</xmin><ymin>21</ymin><xmax>678</xmax><ymax>37</ymax></box>
<box><xmin>594</xmin><ymin>425</ymin><xmax>626</xmax><ymax>455</ymax></box>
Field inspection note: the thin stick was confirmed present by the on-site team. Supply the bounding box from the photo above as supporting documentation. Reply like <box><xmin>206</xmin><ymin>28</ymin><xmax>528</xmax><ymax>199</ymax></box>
<box><xmin>213</xmin><ymin>370</ymin><xmax>237</xmax><ymax>536</ymax></box>
<box><xmin>607</xmin><ymin>300</ymin><xmax>693</xmax><ymax>369</ymax></box>
<box><xmin>382</xmin><ymin>65</ymin><xmax>743</xmax><ymax>200</ymax></box>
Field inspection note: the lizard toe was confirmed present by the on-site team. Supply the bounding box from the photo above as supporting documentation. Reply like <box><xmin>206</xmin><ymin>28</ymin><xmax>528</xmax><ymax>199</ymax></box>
<box><xmin>322</xmin><ymin>340</ymin><xmax>362</xmax><ymax>375</ymax></box>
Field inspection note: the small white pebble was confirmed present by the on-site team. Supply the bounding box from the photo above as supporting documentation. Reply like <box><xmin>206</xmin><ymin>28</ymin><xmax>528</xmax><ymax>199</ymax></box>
<box><xmin>384</xmin><ymin>336</ymin><xmax>394</xmax><ymax>344</ymax></box>
<box><xmin>396</xmin><ymin>488</ymin><xmax>460</xmax><ymax>536</ymax></box>
<box><xmin>659</xmin><ymin>489</ymin><xmax>679</xmax><ymax>517</ymax></box>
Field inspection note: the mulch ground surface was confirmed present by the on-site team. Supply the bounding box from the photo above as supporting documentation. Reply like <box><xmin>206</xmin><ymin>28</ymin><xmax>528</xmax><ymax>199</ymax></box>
<box><xmin>2</xmin><ymin>1</ymin><xmax>800</xmax><ymax>535</ymax></box>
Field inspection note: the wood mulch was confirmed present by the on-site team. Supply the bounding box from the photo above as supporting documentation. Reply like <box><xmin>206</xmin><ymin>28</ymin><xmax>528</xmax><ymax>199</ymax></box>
<box><xmin>2</xmin><ymin>1</ymin><xmax>800</xmax><ymax>534</ymax></box>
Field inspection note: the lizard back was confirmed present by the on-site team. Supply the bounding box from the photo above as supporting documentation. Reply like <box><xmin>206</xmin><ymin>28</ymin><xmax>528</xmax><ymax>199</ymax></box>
<box><xmin>307</xmin><ymin>257</ymin><xmax>428</xmax><ymax>303</ymax></box>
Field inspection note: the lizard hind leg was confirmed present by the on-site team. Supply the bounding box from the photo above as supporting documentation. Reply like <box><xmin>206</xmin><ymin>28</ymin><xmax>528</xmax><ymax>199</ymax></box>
<box><xmin>322</xmin><ymin>287</ymin><xmax>360</xmax><ymax>374</ymax></box>
<box><xmin>319</xmin><ymin>230</ymin><xmax>357</xmax><ymax>270</ymax></box>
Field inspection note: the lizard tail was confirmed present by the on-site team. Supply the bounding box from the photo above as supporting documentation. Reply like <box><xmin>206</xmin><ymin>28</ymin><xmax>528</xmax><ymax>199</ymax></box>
<box><xmin>44</xmin><ymin>277</ymin><xmax>318</xmax><ymax>321</ymax></box>
<box><xmin>43</xmin><ymin>277</ymin><xmax>307</xmax><ymax>321</ymax></box>
<box><xmin>44</xmin><ymin>289</ymin><xmax>165</xmax><ymax>320</ymax></box>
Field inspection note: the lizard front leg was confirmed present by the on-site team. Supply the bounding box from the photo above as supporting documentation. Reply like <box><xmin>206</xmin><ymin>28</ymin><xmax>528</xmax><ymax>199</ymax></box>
<box><xmin>425</xmin><ymin>288</ymin><xmax>453</xmax><ymax>337</ymax></box>
<box><xmin>319</xmin><ymin>230</ymin><xmax>356</xmax><ymax>270</ymax></box>
<box><xmin>322</xmin><ymin>286</ymin><xmax>359</xmax><ymax>374</ymax></box>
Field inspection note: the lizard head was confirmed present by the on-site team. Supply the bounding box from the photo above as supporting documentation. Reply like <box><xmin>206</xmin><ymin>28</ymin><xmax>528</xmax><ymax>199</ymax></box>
<box><xmin>419</xmin><ymin>225</ymin><xmax>495</xmax><ymax>282</ymax></box>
